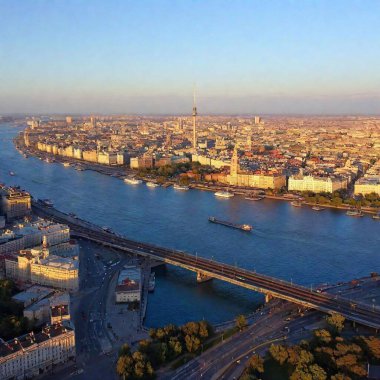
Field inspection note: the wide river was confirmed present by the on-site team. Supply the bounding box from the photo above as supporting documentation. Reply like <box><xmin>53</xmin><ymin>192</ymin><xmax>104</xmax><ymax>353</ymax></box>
<box><xmin>0</xmin><ymin>123</ymin><xmax>379</xmax><ymax>327</ymax></box>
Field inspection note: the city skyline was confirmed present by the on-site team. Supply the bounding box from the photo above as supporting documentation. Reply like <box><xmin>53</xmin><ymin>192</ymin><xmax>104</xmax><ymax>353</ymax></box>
<box><xmin>1</xmin><ymin>0</ymin><xmax>380</xmax><ymax>114</ymax></box>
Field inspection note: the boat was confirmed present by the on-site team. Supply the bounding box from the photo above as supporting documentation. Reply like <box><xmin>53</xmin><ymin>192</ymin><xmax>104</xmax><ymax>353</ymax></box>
<box><xmin>8</xmin><ymin>171</ymin><xmax>15</xmax><ymax>176</ymax></box>
<box><xmin>102</xmin><ymin>226</ymin><xmax>113</xmax><ymax>233</ymax></box>
<box><xmin>372</xmin><ymin>213</ymin><xmax>380</xmax><ymax>220</ymax></box>
<box><xmin>208</xmin><ymin>216</ymin><xmax>252</xmax><ymax>231</ymax></box>
<box><xmin>146</xmin><ymin>182</ymin><xmax>159</xmax><ymax>188</ymax></box>
<box><xmin>346</xmin><ymin>208</ymin><xmax>364</xmax><ymax>217</ymax></box>
<box><xmin>148</xmin><ymin>272</ymin><xmax>156</xmax><ymax>292</ymax></box>
<box><xmin>41</xmin><ymin>199</ymin><xmax>54</xmax><ymax>208</ymax></box>
<box><xmin>245</xmin><ymin>195</ymin><xmax>264</xmax><ymax>201</ymax></box>
<box><xmin>63</xmin><ymin>162</ymin><xmax>71</xmax><ymax>167</ymax></box>
<box><xmin>312</xmin><ymin>206</ymin><xmax>325</xmax><ymax>211</ymax></box>
<box><xmin>214</xmin><ymin>191</ymin><xmax>234</xmax><ymax>198</ymax></box>
<box><xmin>124</xmin><ymin>177</ymin><xmax>142</xmax><ymax>185</ymax></box>
<box><xmin>173</xmin><ymin>184</ymin><xmax>189</xmax><ymax>191</ymax></box>
<box><xmin>291</xmin><ymin>200</ymin><xmax>302</xmax><ymax>207</ymax></box>
<box><xmin>75</xmin><ymin>165</ymin><xmax>84</xmax><ymax>171</ymax></box>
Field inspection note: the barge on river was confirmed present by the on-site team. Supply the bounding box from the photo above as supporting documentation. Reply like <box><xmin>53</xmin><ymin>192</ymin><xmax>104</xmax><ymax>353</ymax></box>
<box><xmin>208</xmin><ymin>216</ymin><xmax>252</xmax><ymax>231</ymax></box>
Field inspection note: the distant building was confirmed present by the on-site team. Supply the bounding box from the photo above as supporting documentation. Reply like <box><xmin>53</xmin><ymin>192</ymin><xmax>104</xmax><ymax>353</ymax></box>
<box><xmin>354</xmin><ymin>176</ymin><xmax>380</xmax><ymax>196</ymax></box>
<box><xmin>65</xmin><ymin>116</ymin><xmax>72</xmax><ymax>124</ymax></box>
<box><xmin>0</xmin><ymin>324</ymin><xmax>75</xmax><ymax>380</ymax></box>
<box><xmin>288</xmin><ymin>174</ymin><xmax>347</xmax><ymax>193</ymax></box>
<box><xmin>115</xmin><ymin>266</ymin><xmax>141</xmax><ymax>303</ymax></box>
<box><xmin>224</xmin><ymin>147</ymin><xmax>286</xmax><ymax>189</ymax></box>
<box><xmin>0</xmin><ymin>189</ymin><xmax>31</xmax><ymax>221</ymax></box>
<box><xmin>254</xmin><ymin>116</ymin><xmax>261</xmax><ymax>125</ymax></box>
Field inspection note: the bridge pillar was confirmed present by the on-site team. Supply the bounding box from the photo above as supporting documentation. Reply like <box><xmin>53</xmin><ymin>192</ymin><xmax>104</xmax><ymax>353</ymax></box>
<box><xmin>197</xmin><ymin>272</ymin><xmax>212</xmax><ymax>283</ymax></box>
<box><xmin>265</xmin><ymin>293</ymin><xmax>274</xmax><ymax>303</ymax></box>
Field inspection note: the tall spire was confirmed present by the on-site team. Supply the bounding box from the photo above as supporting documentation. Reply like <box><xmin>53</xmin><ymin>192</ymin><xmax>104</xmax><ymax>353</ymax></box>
<box><xmin>192</xmin><ymin>85</ymin><xmax>197</xmax><ymax>151</ymax></box>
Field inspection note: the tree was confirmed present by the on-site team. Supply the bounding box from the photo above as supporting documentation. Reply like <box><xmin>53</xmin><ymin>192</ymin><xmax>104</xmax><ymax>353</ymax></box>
<box><xmin>247</xmin><ymin>354</ymin><xmax>264</xmax><ymax>374</ymax></box>
<box><xmin>326</xmin><ymin>313</ymin><xmax>345</xmax><ymax>334</ymax></box>
<box><xmin>119</xmin><ymin>343</ymin><xmax>131</xmax><ymax>356</ymax></box>
<box><xmin>185</xmin><ymin>334</ymin><xmax>201</xmax><ymax>353</ymax></box>
<box><xmin>331</xmin><ymin>373</ymin><xmax>351</xmax><ymax>380</ymax></box>
<box><xmin>116</xmin><ymin>355</ymin><xmax>133</xmax><ymax>378</ymax></box>
<box><xmin>269</xmin><ymin>344</ymin><xmax>289</xmax><ymax>365</ymax></box>
<box><xmin>236</xmin><ymin>314</ymin><xmax>248</xmax><ymax>331</ymax></box>
<box><xmin>308</xmin><ymin>364</ymin><xmax>327</xmax><ymax>380</ymax></box>
<box><xmin>314</xmin><ymin>329</ymin><xmax>332</xmax><ymax>345</ymax></box>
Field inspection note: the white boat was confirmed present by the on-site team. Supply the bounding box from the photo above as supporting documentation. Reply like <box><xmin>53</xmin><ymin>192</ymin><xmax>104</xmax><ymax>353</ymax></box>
<box><xmin>124</xmin><ymin>177</ymin><xmax>142</xmax><ymax>185</ymax></box>
<box><xmin>173</xmin><ymin>184</ymin><xmax>189</xmax><ymax>191</ymax></box>
<box><xmin>63</xmin><ymin>162</ymin><xmax>71</xmax><ymax>167</ymax></box>
<box><xmin>215</xmin><ymin>191</ymin><xmax>234</xmax><ymax>198</ymax></box>
<box><xmin>146</xmin><ymin>182</ymin><xmax>159</xmax><ymax>188</ymax></box>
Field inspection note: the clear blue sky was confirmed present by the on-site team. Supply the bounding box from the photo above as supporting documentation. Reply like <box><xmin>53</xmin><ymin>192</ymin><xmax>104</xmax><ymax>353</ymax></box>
<box><xmin>1</xmin><ymin>0</ymin><xmax>379</xmax><ymax>114</ymax></box>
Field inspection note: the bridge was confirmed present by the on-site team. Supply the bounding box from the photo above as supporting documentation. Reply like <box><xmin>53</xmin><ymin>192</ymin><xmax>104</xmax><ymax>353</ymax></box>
<box><xmin>32</xmin><ymin>201</ymin><xmax>380</xmax><ymax>329</ymax></box>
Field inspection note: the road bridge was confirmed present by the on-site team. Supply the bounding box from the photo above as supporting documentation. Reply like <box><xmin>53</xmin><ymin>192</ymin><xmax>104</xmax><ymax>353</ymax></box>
<box><xmin>32</xmin><ymin>201</ymin><xmax>380</xmax><ymax>329</ymax></box>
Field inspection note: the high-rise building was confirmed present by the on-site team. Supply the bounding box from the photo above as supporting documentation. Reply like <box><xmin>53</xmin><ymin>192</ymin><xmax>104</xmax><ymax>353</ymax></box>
<box><xmin>65</xmin><ymin>116</ymin><xmax>72</xmax><ymax>124</ymax></box>
<box><xmin>254</xmin><ymin>116</ymin><xmax>261</xmax><ymax>125</ymax></box>
<box><xmin>192</xmin><ymin>88</ymin><xmax>197</xmax><ymax>150</ymax></box>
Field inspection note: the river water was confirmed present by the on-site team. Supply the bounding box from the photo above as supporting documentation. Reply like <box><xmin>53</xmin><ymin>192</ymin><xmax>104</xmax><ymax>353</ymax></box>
<box><xmin>0</xmin><ymin>123</ymin><xmax>379</xmax><ymax>327</ymax></box>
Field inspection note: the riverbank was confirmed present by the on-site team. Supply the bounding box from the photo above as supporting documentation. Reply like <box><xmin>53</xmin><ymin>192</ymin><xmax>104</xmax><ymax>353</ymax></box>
<box><xmin>15</xmin><ymin>136</ymin><xmax>380</xmax><ymax>216</ymax></box>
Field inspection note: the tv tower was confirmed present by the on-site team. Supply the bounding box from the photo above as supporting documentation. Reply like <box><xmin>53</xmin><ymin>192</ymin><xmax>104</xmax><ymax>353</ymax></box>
<box><xmin>192</xmin><ymin>86</ymin><xmax>197</xmax><ymax>151</ymax></box>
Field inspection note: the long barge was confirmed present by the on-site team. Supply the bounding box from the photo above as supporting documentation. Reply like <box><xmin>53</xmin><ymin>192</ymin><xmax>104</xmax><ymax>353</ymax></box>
<box><xmin>208</xmin><ymin>216</ymin><xmax>252</xmax><ymax>231</ymax></box>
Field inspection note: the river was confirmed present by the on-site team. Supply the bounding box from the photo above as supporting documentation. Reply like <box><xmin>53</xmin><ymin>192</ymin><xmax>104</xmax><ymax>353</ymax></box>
<box><xmin>0</xmin><ymin>123</ymin><xmax>379</xmax><ymax>327</ymax></box>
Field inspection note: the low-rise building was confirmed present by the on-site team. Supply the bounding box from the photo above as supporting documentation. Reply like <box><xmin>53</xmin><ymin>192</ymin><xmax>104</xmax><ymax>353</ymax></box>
<box><xmin>115</xmin><ymin>266</ymin><xmax>141</xmax><ymax>303</ymax></box>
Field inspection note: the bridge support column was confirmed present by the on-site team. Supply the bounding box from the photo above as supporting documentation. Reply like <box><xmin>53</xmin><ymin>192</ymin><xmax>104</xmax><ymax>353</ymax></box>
<box><xmin>265</xmin><ymin>293</ymin><xmax>274</xmax><ymax>303</ymax></box>
<box><xmin>197</xmin><ymin>272</ymin><xmax>212</xmax><ymax>283</ymax></box>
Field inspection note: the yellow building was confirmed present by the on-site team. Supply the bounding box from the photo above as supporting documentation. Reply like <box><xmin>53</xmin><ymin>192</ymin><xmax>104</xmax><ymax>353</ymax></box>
<box><xmin>354</xmin><ymin>177</ymin><xmax>380</xmax><ymax>196</ymax></box>
<box><xmin>224</xmin><ymin>147</ymin><xmax>286</xmax><ymax>189</ymax></box>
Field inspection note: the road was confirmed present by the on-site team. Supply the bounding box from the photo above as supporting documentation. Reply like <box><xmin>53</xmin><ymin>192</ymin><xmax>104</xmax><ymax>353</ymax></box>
<box><xmin>164</xmin><ymin>302</ymin><xmax>320</xmax><ymax>380</ymax></box>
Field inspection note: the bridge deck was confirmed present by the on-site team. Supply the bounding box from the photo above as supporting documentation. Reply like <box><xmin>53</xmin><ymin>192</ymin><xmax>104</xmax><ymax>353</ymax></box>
<box><xmin>32</xmin><ymin>201</ymin><xmax>380</xmax><ymax>329</ymax></box>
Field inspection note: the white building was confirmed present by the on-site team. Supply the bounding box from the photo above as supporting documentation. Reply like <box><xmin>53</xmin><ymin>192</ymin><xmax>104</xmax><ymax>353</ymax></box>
<box><xmin>40</xmin><ymin>224</ymin><xmax>70</xmax><ymax>247</ymax></box>
<box><xmin>288</xmin><ymin>175</ymin><xmax>347</xmax><ymax>193</ymax></box>
<box><xmin>115</xmin><ymin>266</ymin><xmax>141</xmax><ymax>303</ymax></box>
<box><xmin>0</xmin><ymin>324</ymin><xmax>75</xmax><ymax>380</ymax></box>
<box><xmin>5</xmin><ymin>251</ymin><xmax>79</xmax><ymax>292</ymax></box>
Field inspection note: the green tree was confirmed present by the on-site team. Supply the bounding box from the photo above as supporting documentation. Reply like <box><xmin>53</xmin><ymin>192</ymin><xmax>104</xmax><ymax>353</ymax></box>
<box><xmin>119</xmin><ymin>343</ymin><xmax>131</xmax><ymax>356</ymax></box>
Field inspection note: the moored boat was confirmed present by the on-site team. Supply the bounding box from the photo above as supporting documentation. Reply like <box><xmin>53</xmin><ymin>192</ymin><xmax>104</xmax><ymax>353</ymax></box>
<box><xmin>312</xmin><ymin>206</ymin><xmax>325</xmax><ymax>211</ymax></box>
<box><xmin>346</xmin><ymin>208</ymin><xmax>364</xmax><ymax>217</ymax></box>
<box><xmin>215</xmin><ymin>191</ymin><xmax>234</xmax><ymax>198</ymax></box>
<box><xmin>173</xmin><ymin>184</ymin><xmax>189</xmax><ymax>190</ymax></box>
<box><xmin>124</xmin><ymin>177</ymin><xmax>142</xmax><ymax>185</ymax></box>
<box><xmin>372</xmin><ymin>213</ymin><xmax>380</xmax><ymax>220</ymax></box>
<box><xmin>245</xmin><ymin>196</ymin><xmax>264</xmax><ymax>201</ymax></box>
<box><xmin>63</xmin><ymin>162</ymin><xmax>71</xmax><ymax>167</ymax></box>
<box><xmin>291</xmin><ymin>200</ymin><xmax>302</xmax><ymax>207</ymax></box>
<box><xmin>146</xmin><ymin>182</ymin><xmax>159</xmax><ymax>188</ymax></box>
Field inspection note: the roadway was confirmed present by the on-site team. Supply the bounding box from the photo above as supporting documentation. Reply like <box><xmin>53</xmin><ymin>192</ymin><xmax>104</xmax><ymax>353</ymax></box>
<box><xmin>32</xmin><ymin>200</ymin><xmax>380</xmax><ymax>329</ymax></box>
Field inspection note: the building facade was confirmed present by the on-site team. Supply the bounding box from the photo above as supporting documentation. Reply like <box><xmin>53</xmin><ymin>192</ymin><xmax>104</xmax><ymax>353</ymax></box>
<box><xmin>0</xmin><ymin>324</ymin><xmax>75</xmax><ymax>380</ymax></box>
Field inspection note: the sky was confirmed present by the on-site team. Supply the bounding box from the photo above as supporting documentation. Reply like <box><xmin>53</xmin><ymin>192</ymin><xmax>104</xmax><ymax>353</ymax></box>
<box><xmin>0</xmin><ymin>0</ymin><xmax>380</xmax><ymax>115</ymax></box>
